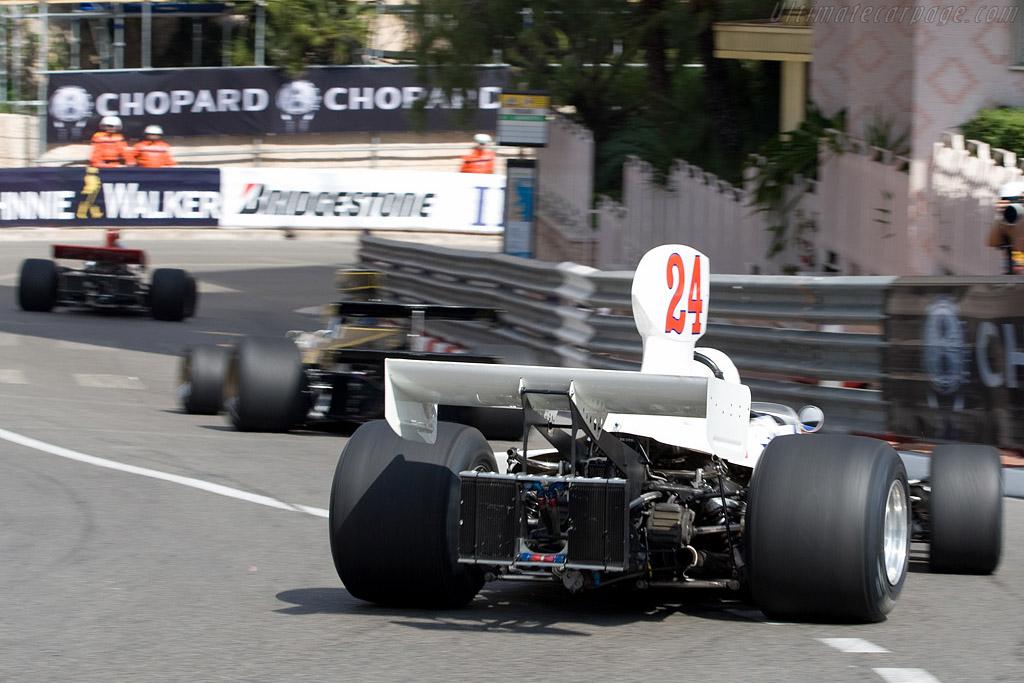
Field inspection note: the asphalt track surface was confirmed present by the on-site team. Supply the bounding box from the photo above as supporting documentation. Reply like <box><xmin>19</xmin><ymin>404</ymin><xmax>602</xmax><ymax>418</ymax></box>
<box><xmin>1</xmin><ymin>233</ymin><xmax>1022</xmax><ymax>682</ymax></box>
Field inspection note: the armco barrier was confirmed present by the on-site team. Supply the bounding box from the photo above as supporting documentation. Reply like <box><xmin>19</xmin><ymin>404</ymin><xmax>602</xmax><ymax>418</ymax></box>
<box><xmin>359</xmin><ymin>235</ymin><xmax>892</xmax><ymax>436</ymax></box>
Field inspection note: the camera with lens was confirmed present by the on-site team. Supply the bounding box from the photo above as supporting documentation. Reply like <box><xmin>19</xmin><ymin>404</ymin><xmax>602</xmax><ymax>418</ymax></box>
<box><xmin>1004</xmin><ymin>200</ymin><xmax>1024</xmax><ymax>225</ymax></box>
<box><xmin>999</xmin><ymin>182</ymin><xmax>1024</xmax><ymax>225</ymax></box>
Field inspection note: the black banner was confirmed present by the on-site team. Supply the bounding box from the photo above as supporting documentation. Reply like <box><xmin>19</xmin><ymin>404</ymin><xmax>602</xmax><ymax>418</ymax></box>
<box><xmin>884</xmin><ymin>278</ymin><xmax>1024</xmax><ymax>449</ymax></box>
<box><xmin>0</xmin><ymin>167</ymin><xmax>220</xmax><ymax>226</ymax></box>
<box><xmin>47</xmin><ymin>66</ymin><xmax>508</xmax><ymax>142</ymax></box>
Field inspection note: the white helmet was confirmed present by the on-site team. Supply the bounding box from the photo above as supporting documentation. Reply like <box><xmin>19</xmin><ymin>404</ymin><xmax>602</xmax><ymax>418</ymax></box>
<box><xmin>999</xmin><ymin>182</ymin><xmax>1024</xmax><ymax>199</ymax></box>
<box><xmin>144</xmin><ymin>125</ymin><xmax>163</xmax><ymax>136</ymax></box>
<box><xmin>100</xmin><ymin>115</ymin><xmax>122</xmax><ymax>129</ymax></box>
<box><xmin>474</xmin><ymin>133</ymin><xmax>492</xmax><ymax>145</ymax></box>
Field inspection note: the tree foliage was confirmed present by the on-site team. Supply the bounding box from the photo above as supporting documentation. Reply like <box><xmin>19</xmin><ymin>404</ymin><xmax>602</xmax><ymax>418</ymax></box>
<box><xmin>233</xmin><ymin>0</ymin><xmax>373</xmax><ymax>74</ymax></box>
<box><xmin>961</xmin><ymin>106</ymin><xmax>1024</xmax><ymax>161</ymax></box>
<box><xmin>746</xmin><ymin>105</ymin><xmax>846</xmax><ymax>255</ymax></box>
<box><xmin>407</xmin><ymin>0</ymin><xmax>782</xmax><ymax>192</ymax></box>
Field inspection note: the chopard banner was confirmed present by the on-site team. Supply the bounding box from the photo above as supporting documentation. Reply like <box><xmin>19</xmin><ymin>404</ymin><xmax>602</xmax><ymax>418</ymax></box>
<box><xmin>0</xmin><ymin>167</ymin><xmax>221</xmax><ymax>226</ymax></box>
<box><xmin>47</xmin><ymin>65</ymin><xmax>508</xmax><ymax>142</ymax></box>
<box><xmin>884</xmin><ymin>278</ymin><xmax>1024</xmax><ymax>449</ymax></box>
<box><xmin>219</xmin><ymin>167</ymin><xmax>505</xmax><ymax>233</ymax></box>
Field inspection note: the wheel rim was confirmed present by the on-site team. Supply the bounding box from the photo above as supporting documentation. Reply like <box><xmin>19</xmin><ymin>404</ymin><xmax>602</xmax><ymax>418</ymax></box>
<box><xmin>883</xmin><ymin>479</ymin><xmax>909</xmax><ymax>585</ymax></box>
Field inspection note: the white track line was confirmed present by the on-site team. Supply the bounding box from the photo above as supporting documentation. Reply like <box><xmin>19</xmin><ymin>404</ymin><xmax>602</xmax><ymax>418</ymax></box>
<box><xmin>819</xmin><ymin>638</ymin><xmax>890</xmax><ymax>653</ymax></box>
<box><xmin>874</xmin><ymin>669</ymin><xmax>941</xmax><ymax>683</ymax></box>
<box><xmin>0</xmin><ymin>427</ymin><xmax>329</xmax><ymax>519</ymax></box>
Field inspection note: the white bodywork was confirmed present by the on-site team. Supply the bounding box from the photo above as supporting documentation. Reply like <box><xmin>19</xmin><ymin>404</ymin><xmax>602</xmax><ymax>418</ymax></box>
<box><xmin>385</xmin><ymin>244</ymin><xmax>774</xmax><ymax>466</ymax></box>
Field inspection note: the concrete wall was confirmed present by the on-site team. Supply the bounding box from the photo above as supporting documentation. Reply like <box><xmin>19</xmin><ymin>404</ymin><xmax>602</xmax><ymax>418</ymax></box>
<box><xmin>810</xmin><ymin>0</ymin><xmax>1024</xmax><ymax>161</ymax></box>
<box><xmin>811</xmin><ymin>1</ymin><xmax>913</xmax><ymax>150</ymax></box>
<box><xmin>0</xmin><ymin>114</ymin><xmax>39</xmax><ymax>168</ymax></box>
<box><xmin>37</xmin><ymin>129</ymin><xmax>524</xmax><ymax>172</ymax></box>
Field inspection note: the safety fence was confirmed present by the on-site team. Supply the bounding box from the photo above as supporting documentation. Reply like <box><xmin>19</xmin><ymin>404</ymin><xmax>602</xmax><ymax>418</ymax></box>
<box><xmin>359</xmin><ymin>235</ymin><xmax>1024</xmax><ymax>451</ymax></box>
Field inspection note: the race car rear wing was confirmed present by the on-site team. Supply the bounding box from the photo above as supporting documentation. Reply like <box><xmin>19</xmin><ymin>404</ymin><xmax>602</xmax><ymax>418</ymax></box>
<box><xmin>384</xmin><ymin>358</ymin><xmax>751</xmax><ymax>462</ymax></box>
<box><xmin>53</xmin><ymin>245</ymin><xmax>146</xmax><ymax>266</ymax></box>
<box><xmin>330</xmin><ymin>302</ymin><xmax>500</xmax><ymax>322</ymax></box>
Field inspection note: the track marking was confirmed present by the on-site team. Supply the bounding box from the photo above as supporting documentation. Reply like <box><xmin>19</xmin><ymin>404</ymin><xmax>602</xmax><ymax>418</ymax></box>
<box><xmin>56</xmin><ymin>340</ymin><xmax>107</xmax><ymax>351</ymax></box>
<box><xmin>0</xmin><ymin>369</ymin><xmax>27</xmax><ymax>384</ymax></box>
<box><xmin>0</xmin><ymin>427</ymin><xmax>329</xmax><ymax>519</ymax></box>
<box><xmin>819</xmin><ymin>638</ymin><xmax>890</xmax><ymax>653</ymax></box>
<box><xmin>74</xmin><ymin>374</ymin><xmax>146</xmax><ymax>390</ymax></box>
<box><xmin>873</xmin><ymin>669</ymin><xmax>941</xmax><ymax>683</ymax></box>
<box><xmin>195</xmin><ymin>281</ymin><xmax>240</xmax><ymax>293</ymax></box>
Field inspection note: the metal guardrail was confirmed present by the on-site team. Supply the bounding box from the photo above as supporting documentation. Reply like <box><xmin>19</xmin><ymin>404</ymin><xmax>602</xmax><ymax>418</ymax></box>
<box><xmin>358</xmin><ymin>235</ymin><xmax>891</xmax><ymax>435</ymax></box>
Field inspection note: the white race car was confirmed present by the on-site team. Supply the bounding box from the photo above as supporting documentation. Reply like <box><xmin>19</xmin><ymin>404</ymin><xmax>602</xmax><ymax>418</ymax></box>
<box><xmin>328</xmin><ymin>244</ymin><xmax>1002</xmax><ymax>622</ymax></box>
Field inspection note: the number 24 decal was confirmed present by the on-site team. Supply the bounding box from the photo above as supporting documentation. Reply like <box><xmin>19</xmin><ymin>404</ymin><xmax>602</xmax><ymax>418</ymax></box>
<box><xmin>665</xmin><ymin>253</ymin><xmax>703</xmax><ymax>335</ymax></box>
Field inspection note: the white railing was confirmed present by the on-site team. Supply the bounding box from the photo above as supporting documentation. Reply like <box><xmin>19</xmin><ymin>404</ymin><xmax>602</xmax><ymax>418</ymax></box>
<box><xmin>542</xmin><ymin>119</ymin><xmax>1024</xmax><ymax>276</ymax></box>
<box><xmin>930</xmin><ymin>134</ymin><xmax>1020</xmax><ymax>275</ymax></box>
<box><xmin>815</xmin><ymin>138</ymin><xmax>911</xmax><ymax>275</ymax></box>
<box><xmin>596</xmin><ymin>158</ymin><xmax>783</xmax><ymax>273</ymax></box>
<box><xmin>534</xmin><ymin>115</ymin><xmax>594</xmax><ymax>238</ymax></box>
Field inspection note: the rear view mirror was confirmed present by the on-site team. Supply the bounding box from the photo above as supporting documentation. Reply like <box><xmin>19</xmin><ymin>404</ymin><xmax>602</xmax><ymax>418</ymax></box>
<box><xmin>798</xmin><ymin>405</ymin><xmax>824</xmax><ymax>433</ymax></box>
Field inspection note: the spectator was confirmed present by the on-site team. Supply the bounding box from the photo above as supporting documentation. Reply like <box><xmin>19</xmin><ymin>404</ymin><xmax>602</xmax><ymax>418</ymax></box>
<box><xmin>89</xmin><ymin>116</ymin><xmax>134</xmax><ymax>168</ymax></box>
<box><xmin>459</xmin><ymin>133</ymin><xmax>496</xmax><ymax>174</ymax></box>
<box><xmin>133</xmin><ymin>125</ymin><xmax>178</xmax><ymax>168</ymax></box>
<box><xmin>987</xmin><ymin>182</ymin><xmax>1024</xmax><ymax>274</ymax></box>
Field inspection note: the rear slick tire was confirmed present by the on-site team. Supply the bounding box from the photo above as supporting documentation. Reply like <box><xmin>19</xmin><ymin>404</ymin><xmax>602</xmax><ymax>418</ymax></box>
<box><xmin>746</xmin><ymin>434</ymin><xmax>910</xmax><ymax>623</ymax></box>
<box><xmin>150</xmin><ymin>268</ymin><xmax>188</xmax><ymax>321</ymax></box>
<box><xmin>178</xmin><ymin>344</ymin><xmax>229</xmax><ymax>415</ymax></box>
<box><xmin>929</xmin><ymin>444</ymin><xmax>1003</xmax><ymax>574</ymax></box>
<box><xmin>224</xmin><ymin>337</ymin><xmax>305</xmax><ymax>432</ymax></box>
<box><xmin>329</xmin><ymin>420</ymin><xmax>497</xmax><ymax>608</ymax></box>
<box><xmin>18</xmin><ymin>258</ymin><xmax>58</xmax><ymax>312</ymax></box>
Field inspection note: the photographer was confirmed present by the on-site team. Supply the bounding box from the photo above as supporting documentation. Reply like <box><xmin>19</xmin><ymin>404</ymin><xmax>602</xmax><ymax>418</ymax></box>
<box><xmin>987</xmin><ymin>182</ymin><xmax>1024</xmax><ymax>274</ymax></box>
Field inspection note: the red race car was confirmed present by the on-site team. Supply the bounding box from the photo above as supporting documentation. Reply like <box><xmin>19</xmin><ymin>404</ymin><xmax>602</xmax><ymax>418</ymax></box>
<box><xmin>17</xmin><ymin>229</ymin><xmax>196</xmax><ymax>321</ymax></box>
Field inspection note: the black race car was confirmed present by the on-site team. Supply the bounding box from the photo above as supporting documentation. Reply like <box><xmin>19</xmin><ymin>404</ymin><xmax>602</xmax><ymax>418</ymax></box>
<box><xmin>178</xmin><ymin>271</ymin><xmax>523</xmax><ymax>438</ymax></box>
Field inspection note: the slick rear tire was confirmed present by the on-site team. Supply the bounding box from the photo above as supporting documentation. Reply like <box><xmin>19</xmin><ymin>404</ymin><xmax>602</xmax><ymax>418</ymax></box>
<box><xmin>224</xmin><ymin>337</ymin><xmax>305</xmax><ymax>432</ymax></box>
<box><xmin>178</xmin><ymin>344</ymin><xmax>230</xmax><ymax>415</ymax></box>
<box><xmin>329</xmin><ymin>420</ymin><xmax>497</xmax><ymax>608</ymax></box>
<box><xmin>150</xmin><ymin>268</ymin><xmax>188</xmax><ymax>321</ymax></box>
<box><xmin>929</xmin><ymin>444</ymin><xmax>1003</xmax><ymax>574</ymax></box>
<box><xmin>18</xmin><ymin>258</ymin><xmax>58</xmax><ymax>312</ymax></box>
<box><xmin>746</xmin><ymin>434</ymin><xmax>910</xmax><ymax>623</ymax></box>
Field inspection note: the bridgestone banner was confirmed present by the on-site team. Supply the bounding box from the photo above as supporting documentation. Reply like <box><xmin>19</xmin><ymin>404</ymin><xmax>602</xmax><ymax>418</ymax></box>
<box><xmin>0</xmin><ymin>167</ymin><xmax>220</xmax><ymax>227</ymax></box>
<box><xmin>219</xmin><ymin>167</ymin><xmax>505</xmax><ymax>233</ymax></box>
<box><xmin>47</xmin><ymin>66</ymin><xmax>508</xmax><ymax>142</ymax></box>
<box><xmin>885</xmin><ymin>278</ymin><xmax>1024</xmax><ymax>448</ymax></box>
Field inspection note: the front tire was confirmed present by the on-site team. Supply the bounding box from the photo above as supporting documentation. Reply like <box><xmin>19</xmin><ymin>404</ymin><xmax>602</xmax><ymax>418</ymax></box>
<box><xmin>746</xmin><ymin>434</ymin><xmax>910</xmax><ymax>622</ymax></box>
<box><xmin>224</xmin><ymin>337</ymin><xmax>305</xmax><ymax>432</ymax></box>
<box><xmin>929</xmin><ymin>444</ymin><xmax>1002</xmax><ymax>574</ymax></box>
<box><xmin>329</xmin><ymin>420</ymin><xmax>497</xmax><ymax>608</ymax></box>
<box><xmin>18</xmin><ymin>258</ymin><xmax>58</xmax><ymax>312</ymax></box>
<box><xmin>178</xmin><ymin>344</ymin><xmax>230</xmax><ymax>415</ymax></box>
